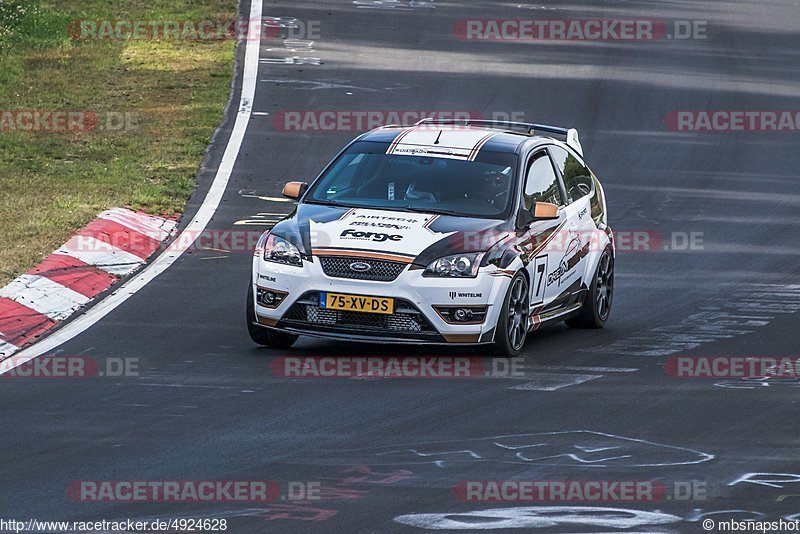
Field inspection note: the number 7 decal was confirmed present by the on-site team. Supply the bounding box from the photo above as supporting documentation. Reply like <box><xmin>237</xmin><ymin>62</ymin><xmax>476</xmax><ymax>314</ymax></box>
<box><xmin>531</xmin><ymin>255</ymin><xmax>548</xmax><ymax>305</ymax></box>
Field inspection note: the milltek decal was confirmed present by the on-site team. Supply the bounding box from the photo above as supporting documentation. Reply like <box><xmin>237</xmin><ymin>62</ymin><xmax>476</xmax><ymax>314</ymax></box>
<box><xmin>340</xmin><ymin>229</ymin><xmax>403</xmax><ymax>242</ymax></box>
<box><xmin>350</xmin><ymin>221</ymin><xmax>411</xmax><ymax>230</ymax></box>
<box><xmin>259</xmin><ymin>274</ymin><xmax>276</xmax><ymax>282</ymax></box>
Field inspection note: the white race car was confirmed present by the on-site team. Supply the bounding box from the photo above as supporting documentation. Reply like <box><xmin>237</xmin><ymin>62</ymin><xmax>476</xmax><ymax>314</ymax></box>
<box><xmin>247</xmin><ymin>119</ymin><xmax>614</xmax><ymax>356</ymax></box>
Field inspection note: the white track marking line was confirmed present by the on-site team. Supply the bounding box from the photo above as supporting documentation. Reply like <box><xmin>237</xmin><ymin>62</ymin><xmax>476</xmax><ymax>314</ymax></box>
<box><xmin>0</xmin><ymin>275</ymin><xmax>89</xmax><ymax>321</ymax></box>
<box><xmin>3</xmin><ymin>0</ymin><xmax>264</xmax><ymax>372</ymax></box>
<box><xmin>56</xmin><ymin>235</ymin><xmax>145</xmax><ymax>276</ymax></box>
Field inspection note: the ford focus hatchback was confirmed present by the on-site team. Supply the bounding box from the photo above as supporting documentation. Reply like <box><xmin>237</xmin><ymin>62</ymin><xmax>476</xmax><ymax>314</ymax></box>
<box><xmin>247</xmin><ymin>119</ymin><xmax>614</xmax><ymax>356</ymax></box>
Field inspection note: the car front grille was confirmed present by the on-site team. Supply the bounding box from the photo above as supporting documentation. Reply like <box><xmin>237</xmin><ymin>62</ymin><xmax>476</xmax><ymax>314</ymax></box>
<box><xmin>284</xmin><ymin>292</ymin><xmax>436</xmax><ymax>333</ymax></box>
<box><xmin>319</xmin><ymin>257</ymin><xmax>406</xmax><ymax>282</ymax></box>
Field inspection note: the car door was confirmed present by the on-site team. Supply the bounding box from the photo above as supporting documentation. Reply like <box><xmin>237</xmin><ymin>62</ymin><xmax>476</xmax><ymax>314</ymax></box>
<box><xmin>548</xmin><ymin>145</ymin><xmax>595</xmax><ymax>295</ymax></box>
<box><xmin>520</xmin><ymin>149</ymin><xmax>568</xmax><ymax>312</ymax></box>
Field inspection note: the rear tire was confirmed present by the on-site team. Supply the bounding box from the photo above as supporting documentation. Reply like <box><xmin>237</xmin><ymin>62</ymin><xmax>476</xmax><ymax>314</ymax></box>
<box><xmin>246</xmin><ymin>281</ymin><xmax>298</xmax><ymax>348</ymax></box>
<box><xmin>566</xmin><ymin>248</ymin><xmax>614</xmax><ymax>329</ymax></box>
<box><xmin>489</xmin><ymin>271</ymin><xmax>529</xmax><ymax>357</ymax></box>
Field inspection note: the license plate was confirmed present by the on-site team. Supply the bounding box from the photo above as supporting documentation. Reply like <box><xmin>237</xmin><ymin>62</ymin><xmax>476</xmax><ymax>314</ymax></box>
<box><xmin>320</xmin><ymin>292</ymin><xmax>394</xmax><ymax>315</ymax></box>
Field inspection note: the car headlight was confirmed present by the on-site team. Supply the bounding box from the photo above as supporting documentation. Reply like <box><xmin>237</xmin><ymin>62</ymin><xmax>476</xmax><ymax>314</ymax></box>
<box><xmin>261</xmin><ymin>233</ymin><xmax>303</xmax><ymax>267</ymax></box>
<box><xmin>423</xmin><ymin>252</ymin><xmax>483</xmax><ymax>278</ymax></box>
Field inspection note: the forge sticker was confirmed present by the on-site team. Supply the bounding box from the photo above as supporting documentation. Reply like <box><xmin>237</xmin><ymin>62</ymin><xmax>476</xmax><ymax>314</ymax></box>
<box><xmin>310</xmin><ymin>207</ymin><xmax>454</xmax><ymax>257</ymax></box>
<box><xmin>339</xmin><ymin>229</ymin><xmax>403</xmax><ymax>243</ymax></box>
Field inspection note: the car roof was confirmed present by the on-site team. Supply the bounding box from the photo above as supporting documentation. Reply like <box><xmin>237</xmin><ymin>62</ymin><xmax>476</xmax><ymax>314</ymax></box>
<box><xmin>359</xmin><ymin>125</ymin><xmax>557</xmax><ymax>156</ymax></box>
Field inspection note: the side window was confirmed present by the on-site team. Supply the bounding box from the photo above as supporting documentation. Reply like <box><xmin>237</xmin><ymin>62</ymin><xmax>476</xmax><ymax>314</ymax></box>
<box><xmin>523</xmin><ymin>151</ymin><xmax>562</xmax><ymax>209</ymax></box>
<box><xmin>550</xmin><ymin>146</ymin><xmax>593</xmax><ymax>203</ymax></box>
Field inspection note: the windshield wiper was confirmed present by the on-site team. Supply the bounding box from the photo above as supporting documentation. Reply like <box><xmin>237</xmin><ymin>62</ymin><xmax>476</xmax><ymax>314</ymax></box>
<box><xmin>306</xmin><ymin>200</ymin><xmax>462</xmax><ymax>217</ymax></box>
<box><xmin>400</xmin><ymin>206</ymin><xmax>461</xmax><ymax>216</ymax></box>
<box><xmin>305</xmin><ymin>199</ymin><xmax>359</xmax><ymax>208</ymax></box>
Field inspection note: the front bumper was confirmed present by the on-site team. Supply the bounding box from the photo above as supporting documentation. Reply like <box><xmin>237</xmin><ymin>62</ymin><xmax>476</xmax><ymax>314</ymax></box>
<box><xmin>252</xmin><ymin>255</ymin><xmax>511</xmax><ymax>345</ymax></box>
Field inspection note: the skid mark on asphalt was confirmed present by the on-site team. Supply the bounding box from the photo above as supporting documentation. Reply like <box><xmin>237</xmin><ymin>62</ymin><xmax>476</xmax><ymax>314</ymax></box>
<box><xmin>235</xmin><ymin>190</ymin><xmax>294</xmax><ymax>229</ymax></box>
<box><xmin>353</xmin><ymin>0</ymin><xmax>436</xmax><ymax>9</ymax></box>
<box><xmin>587</xmin><ymin>284</ymin><xmax>800</xmax><ymax>357</ymax></box>
<box><xmin>234</xmin><ymin>212</ymin><xmax>290</xmax><ymax>226</ymax></box>
<box><xmin>537</xmin><ymin>365</ymin><xmax>638</xmax><ymax>373</ymax></box>
<box><xmin>261</xmin><ymin>35</ymin><xmax>320</xmax><ymax>66</ymax></box>
<box><xmin>258</xmin><ymin>78</ymin><xmax>412</xmax><ymax>92</ymax></box>
<box><xmin>715</xmin><ymin>377</ymin><xmax>800</xmax><ymax>390</ymax></box>
<box><xmin>238</xmin><ymin>189</ymin><xmax>294</xmax><ymax>203</ymax></box>
<box><xmin>510</xmin><ymin>373</ymin><xmax>601</xmax><ymax>391</ymax></box>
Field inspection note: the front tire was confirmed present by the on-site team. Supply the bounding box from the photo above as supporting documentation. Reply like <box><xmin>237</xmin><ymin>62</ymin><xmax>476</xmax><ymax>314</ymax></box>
<box><xmin>489</xmin><ymin>271</ymin><xmax>529</xmax><ymax>357</ymax></box>
<box><xmin>246</xmin><ymin>281</ymin><xmax>298</xmax><ymax>348</ymax></box>
<box><xmin>566</xmin><ymin>248</ymin><xmax>614</xmax><ymax>329</ymax></box>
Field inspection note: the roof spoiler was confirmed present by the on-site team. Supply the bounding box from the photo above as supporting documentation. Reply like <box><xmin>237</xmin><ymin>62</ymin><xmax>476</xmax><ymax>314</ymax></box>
<box><xmin>415</xmin><ymin>118</ymin><xmax>584</xmax><ymax>156</ymax></box>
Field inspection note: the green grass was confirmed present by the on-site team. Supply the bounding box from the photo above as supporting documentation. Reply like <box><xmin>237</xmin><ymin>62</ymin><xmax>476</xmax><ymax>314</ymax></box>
<box><xmin>0</xmin><ymin>0</ymin><xmax>236</xmax><ymax>285</ymax></box>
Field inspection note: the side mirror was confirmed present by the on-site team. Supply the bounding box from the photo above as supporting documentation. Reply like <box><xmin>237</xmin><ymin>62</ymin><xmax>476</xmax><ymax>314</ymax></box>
<box><xmin>282</xmin><ymin>181</ymin><xmax>308</xmax><ymax>200</ymax></box>
<box><xmin>517</xmin><ymin>201</ymin><xmax>559</xmax><ymax>229</ymax></box>
<box><xmin>531</xmin><ymin>201</ymin><xmax>559</xmax><ymax>220</ymax></box>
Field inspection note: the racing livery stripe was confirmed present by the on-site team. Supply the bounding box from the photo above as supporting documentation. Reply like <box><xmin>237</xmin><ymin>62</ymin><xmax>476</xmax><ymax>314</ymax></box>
<box><xmin>489</xmin><ymin>269</ymin><xmax>516</xmax><ymax>278</ymax></box>
<box><xmin>441</xmin><ymin>333</ymin><xmax>481</xmax><ymax>343</ymax></box>
<box><xmin>312</xmin><ymin>248</ymin><xmax>416</xmax><ymax>263</ymax></box>
<box><xmin>386</xmin><ymin>128</ymin><xmax>413</xmax><ymax>154</ymax></box>
<box><xmin>422</xmin><ymin>215</ymin><xmax>439</xmax><ymax>229</ymax></box>
<box><xmin>526</xmin><ymin>220</ymin><xmax>568</xmax><ymax>257</ymax></box>
<box><xmin>387</xmin><ymin>127</ymin><xmax>500</xmax><ymax>159</ymax></box>
<box><xmin>468</xmin><ymin>132</ymin><xmax>499</xmax><ymax>161</ymax></box>
<box><xmin>256</xmin><ymin>314</ymin><xmax>278</xmax><ymax>327</ymax></box>
<box><xmin>338</xmin><ymin>208</ymin><xmax>357</xmax><ymax>221</ymax></box>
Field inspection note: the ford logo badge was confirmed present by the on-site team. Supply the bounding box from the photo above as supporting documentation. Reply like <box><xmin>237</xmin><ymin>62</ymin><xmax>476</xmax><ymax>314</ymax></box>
<box><xmin>349</xmin><ymin>261</ymin><xmax>372</xmax><ymax>272</ymax></box>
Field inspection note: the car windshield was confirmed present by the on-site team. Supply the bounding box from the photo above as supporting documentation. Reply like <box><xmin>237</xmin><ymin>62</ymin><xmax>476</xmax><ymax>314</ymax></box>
<box><xmin>305</xmin><ymin>141</ymin><xmax>518</xmax><ymax>219</ymax></box>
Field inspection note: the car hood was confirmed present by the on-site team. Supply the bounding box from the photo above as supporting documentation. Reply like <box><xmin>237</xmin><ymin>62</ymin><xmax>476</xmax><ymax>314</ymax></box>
<box><xmin>270</xmin><ymin>204</ymin><xmax>513</xmax><ymax>265</ymax></box>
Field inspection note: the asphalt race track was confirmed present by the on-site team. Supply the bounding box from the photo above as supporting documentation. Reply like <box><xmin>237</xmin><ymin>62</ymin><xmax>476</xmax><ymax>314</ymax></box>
<box><xmin>3</xmin><ymin>1</ymin><xmax>800</xmax><ymax>532</ymax></box>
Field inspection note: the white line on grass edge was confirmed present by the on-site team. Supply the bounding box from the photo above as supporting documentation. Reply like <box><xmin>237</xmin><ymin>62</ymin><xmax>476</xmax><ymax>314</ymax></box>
<box><xmin>3</xmin><ymin>0</ymin><xmax>263</xmax><ymax>374</ymax></box>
